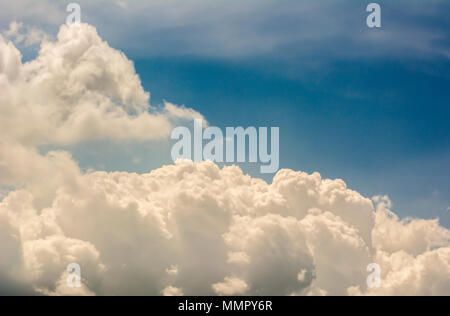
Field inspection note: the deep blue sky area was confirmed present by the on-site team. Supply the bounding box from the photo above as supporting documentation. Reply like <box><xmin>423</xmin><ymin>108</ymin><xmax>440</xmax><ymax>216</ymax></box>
<box><xmin>134</xmin><ymin>57</ymin><xmax>450</xmax><ymax>227</ymax></box>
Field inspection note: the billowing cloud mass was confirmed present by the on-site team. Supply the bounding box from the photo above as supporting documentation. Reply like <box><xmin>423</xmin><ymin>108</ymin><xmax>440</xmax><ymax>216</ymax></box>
<box><xmin>0</xmin><ymin>22</ymin><xmax>203</xmax><ymax>147</ymax></box>
<box><xmin>0</xmin><ymin>23</ymin><xmax>449</xmax><ymax>296</ymax></box>
<box><xmin>1</xmin><ymin>159</ymin><xmax>449</xmax><ymax>296</ymax></box>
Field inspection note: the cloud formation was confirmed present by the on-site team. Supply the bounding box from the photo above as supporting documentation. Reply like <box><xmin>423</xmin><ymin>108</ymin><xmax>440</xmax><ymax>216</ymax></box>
<box><xmin>0</xmin><ymin>159</ymin><xmax>449</xmax><ymax>296</ymax></box>
<box><xmin>0</xmin><ymin>22</ymin><xmax>449</xmax><ymax>296</ymax></box>
<box><xmin>3</xmin><ymin>21</ymin><xmax>47</xmax><ymax>47</ymax></box>
<box><xmin>0</xmin><ymin>23</ymin><xmax>202</xmax><ymax>147</ymax></box>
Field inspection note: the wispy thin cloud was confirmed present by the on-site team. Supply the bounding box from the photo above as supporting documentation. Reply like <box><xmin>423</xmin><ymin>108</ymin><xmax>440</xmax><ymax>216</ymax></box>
<box><xmin>1</xmin><ymin>0</ymin><xmax>448</xmax><ymax>61</ymax></box>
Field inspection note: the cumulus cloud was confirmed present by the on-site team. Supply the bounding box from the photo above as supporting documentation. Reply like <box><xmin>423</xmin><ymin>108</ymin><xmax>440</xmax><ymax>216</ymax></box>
<box><xmin>0</xmin><ymin>21</ymin><xmax>449</xmax><ymax>296</ymax></box>
<box><xmin>0</xmin><ymin>159</ymin><xmax>449</xmax><ymax>296</ymax></box>
<box><xmin>213</xmin><ymin>277</ymin><xmax>249</xmax><ymax>296</ymax></box>
<box><xmin>372</xmin><ymin>196</ymin><xmax>450</xmax><ymax>256</ymax></box>
<box><xmin>0</xmin><ymin>23</ymin><xmax>202</xmax><ymax>147</ymax></box>
<box><xmin>162</xmin><ymin>286</ymin><xmax>184</xmax><ymax>297</ymax></box>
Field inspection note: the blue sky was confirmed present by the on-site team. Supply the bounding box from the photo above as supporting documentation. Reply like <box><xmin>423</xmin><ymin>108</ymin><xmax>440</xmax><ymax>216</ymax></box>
<box><xmin>1</xmin><ymin>0</ymin><xmax>449</xmax><ymax>226</ymax></box>
<box><xmin>133</xmin><ymin>56</ymin><xmax>450</xmax><ymax>227</ymax></box>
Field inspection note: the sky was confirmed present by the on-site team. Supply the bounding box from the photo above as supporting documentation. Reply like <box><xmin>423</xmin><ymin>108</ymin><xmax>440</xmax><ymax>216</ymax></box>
<box><xmin>0</xmin><ymin>0</ymin><xmax>449</xmax><ymax>296</ymax></box>
<box><xmin>2</xmin><ymin>0</ymin><xmax>446</xmax><ymax>225</ymax></box>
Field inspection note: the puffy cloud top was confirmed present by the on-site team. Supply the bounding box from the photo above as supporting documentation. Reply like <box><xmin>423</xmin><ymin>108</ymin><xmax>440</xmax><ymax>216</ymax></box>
<box><xmin>0</xmin><ymin>160</ymin><xmax>449</xmax><ymax>296</ymax></box>
<box><xmin>0</xmin><ymin>23</ymin><xmax>203</xmax><ymax>146</ymax></box>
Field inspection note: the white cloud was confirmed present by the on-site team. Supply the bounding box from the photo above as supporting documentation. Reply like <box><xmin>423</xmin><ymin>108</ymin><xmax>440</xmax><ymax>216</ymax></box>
<box><xmin>164</xmin><ymin>101</ymin><xmax>205</xmax><ymax>124</ymax></box>
<box><xmin>373</xmin><ymin>196</ymin><xmax>450</xmax><ymax>256</ymax></box>
<box><xmin>46</xmin><ymin>272</ymin><xmax>96</xmax><ymax>296</ymax></box>
<box><xmin>4</xmin><ymin>21</ymin><xmax>25</xmax><ymax>43</ymax></box>
<box><xmin>162</xmin><ymin>286</ymin><xmax>184</xmax><ymax>296</ymax></box>
<box><xmin>349</xmin><ymin>247</ymin><xmax>450</xmax><ymax>296</ymax></box>
<box><xmin>3</xmin><ymin>21</ymin><xmax>47</xmax><ymax>47</ymax></box>
<box><xmin>213</xmin><ymin>277</ymin><xmax>249</xmax><ymax>296</ymax></box>
<box><xmin>0</xmin><ymin>23</ymin><xmax>200</xmax><ymax>147</ymax></box>
<box><xmin>0</xmin><ymin>159</ymin><xmax>448</xmax><ymax>296</ymax></box>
